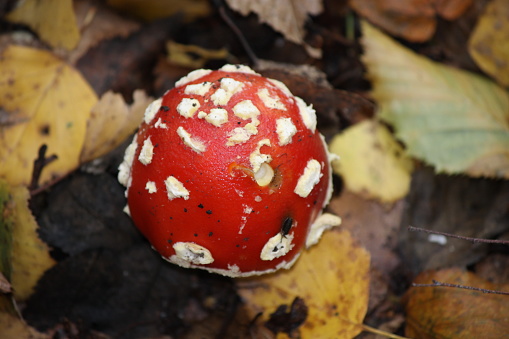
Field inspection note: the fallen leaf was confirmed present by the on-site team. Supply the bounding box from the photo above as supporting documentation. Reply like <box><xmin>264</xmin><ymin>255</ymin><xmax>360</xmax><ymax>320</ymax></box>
<box><xmin>10</xmin><ymin>185</ymin><xmax>55</xmax><ymax>301</ymax></box>
<box><xmin>404</xmin><ymin>268</ymin><xmax>509</xmax><ymax>338</ymax></box>
<box><xmin>238</xmin><ymin>229</ymin><xmax>370</xmax><ymax>338</ymax></box>
<box><xmin>0</xmin><ymin>312</ymin><xmax>49</xmax><ymax>339</ymax></box>
<box><xmin>329</xmin><ymin>120</ymin><xmax>413</xmax><ymax>203</ymax></box>
<box><xmin>106</xmin><ymin>0</ymin><xmax>211</xmax><ymax>22</ymax></box>
<box><xmin>225</xmin><ymin>0</ymin><xmax>322</xmax><ymax>57</ymax></box>
<box><xmin>0</xmin><ymin>45</ymin><xmax>97</xmax><ymax>187</ymax></box>
<box><xmin>66</xmin><ymin>0</ymin><xmax>141</xmax><ymax>65</ymax></box>
<box><xmin>350</xmin><ymin>0</ymin><xmax>473</xmax><ymax>42</ymax></box>
<box><xmin>468</xmin><ymin>0</ymin><xmax>509</xmax><ymax>87</ymax></box>
<box><xmin>361</xmin><ymin>21</ymin><xmax>509</xmax><ymax>179</ymax></box>
<box><xmin>6</xmin><ymin>0</ymin><xmax>80</xmax><ymax>51</ymax></box>
<box><xmin>80</xmin><ymin>90</ymin><xmax>153</xmax><ymax>163</ymax></box>
<box><xmin>166</xmin><ymin>40</ymin><xmax>230</xmax><ymax>69</ymax></box>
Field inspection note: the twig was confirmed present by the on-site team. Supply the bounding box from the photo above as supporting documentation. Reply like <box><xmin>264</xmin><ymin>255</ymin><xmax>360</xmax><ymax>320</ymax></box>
<box><xmin>407</xmin><ymin>225</ymin><xmax>509</xmax><ymax>245</ymax></box>
<box><xmin>412</xmin><ymin>280</ymin><xmax>509</xmax><ymax>296</ymax></box>
<box><xmin>29</xmin><ymin>144</ymin><xmax>58</xmax><ymax>193</ymax></box>
<box><xmin>215</xmin><ymin>1</ymin><xmax>259</xmax><ymax>66</ymax></box>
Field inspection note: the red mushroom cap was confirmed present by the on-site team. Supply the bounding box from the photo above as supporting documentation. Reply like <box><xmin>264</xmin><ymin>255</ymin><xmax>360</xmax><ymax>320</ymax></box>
<box><xmin>118</xmin><ymin>64</ymin><xmax>340</xmax><ymax>277</ymax></box>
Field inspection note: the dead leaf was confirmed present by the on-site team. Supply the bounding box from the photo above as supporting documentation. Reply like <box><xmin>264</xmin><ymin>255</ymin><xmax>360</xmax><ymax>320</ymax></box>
<box><xmin>0</xmin><ymin>312</ymin><xmax>49</xmax><ymax>339</ymax></box>
<box><xmin>0</xmin><ymin>45</ymin><xmax>97</xmax><ymax>187</ymax></box>
<box><xmin>404</xmin><ymin>268</ymin><xmax>509</xmax><ymax>338</ymax></box>
<box><xmin>468</xmin><ymin>0</ymin><xmax>509</xmax><ymax>87</ymax></box>
<box><xmin>80</xmin><ymin>90</ymin><xmax>152</xmax><ymax>163</ymax></box>
<box><xmin>6</xmin><ymin>0</ymin><xmax>80</xmax><ymax>51</ymax></box>
<box><xmin>66</xmin><ymin>0</ymin><xmax>141</xmax><ymax>65</ymax></box>
<box><xmin>329</xmin><ymin>120</ymin><xmax>413</xmax><ymax>203</ymax></box>
<box><xmin>361</xmin><ymin>21</ymin><xmax>509</xmax><ymax>179</ymax></box>
<box><xmin>238</xmin><ymin>229</ymin><xmax>370</xmax><ymax>338</ymax></box>
<box><xmin>166</xmin><ymin>40</ymin><xmax>230</xmax><ymax>69</ymax></box>
<box><xmin>225</xmin><ymin>0</ymin><xmax>322</xmax><ymax>57</ymax></box>
<box><xmin>350</xmin><ymin>0</ymin><xmax>473</xmax><ymax>42</ymax></box>
<box><xmin>0</xmin><ymin>272</ymin><xmax>11</xmax><ymax>294</ymax></box>
<box><xmin>106</xmin><ymin>0</ymin><xmax>211</xmax><ymax>22</ymax></box>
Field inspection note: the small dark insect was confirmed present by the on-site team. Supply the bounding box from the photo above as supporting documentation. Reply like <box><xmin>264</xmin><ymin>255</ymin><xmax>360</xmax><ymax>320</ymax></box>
<box><xmin>281</xmin><ymin>217</ymin><xmax>293</xmax><ymax>237</ymax></box>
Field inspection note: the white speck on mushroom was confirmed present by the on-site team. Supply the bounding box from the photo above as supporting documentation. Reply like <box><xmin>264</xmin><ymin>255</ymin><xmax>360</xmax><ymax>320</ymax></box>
<box><xmin>235</xmin><ymin>189</ymin><xmax>244</xmax><ymax>197</ymax></box>
<box><xmin>184</xmin><ymin>81</ymin><xmax>212</xmax><ymax>96</ymax></box>
<box><xmin>243</xmin><ymin>205</ymin><xmax>253</xmax><ymax>214</ymax></box>
<box><xmin>257</xmin><ymin>88</ymin><xmax>286</xmax><ymax>110</ymax></box>
<box><xmin>227</xmin><ymin>264</ymin><xmax>240</xmax><ymax>274</ymax></box>
<box><xmin>123</xmin><ymin>204</ymin><xmax>131</xmax><ymax>216</ymax></box>
<box><xmin>226</xmin><ymin>127</ymin><xmax>252</xmax><ymax>146</ymax></box>
<box><xmin>305</xmin><ymin>213</ymin><xmax>341</xmax><ymax>248</ymax></box>
<box><xmin>164</xmin><ymin>176</ymin><xmax>190</xmax><ymax>200</ymax></box>
<box><xmin>255</xmin><ymin>195</ymin><xmax>262</xmax><ymax>202</ymax></box>
<box><xmin>233</xmin><ymin>100</ymin><xmax>260</xmax><ymax>120</ymax></box>
<box><xmin>154</xmin><ymin>118</ymin><xmax>168</xmax><ymax>129</ymax></box>
<box><xmin>260</xmin><ymin>233</ymin><xmax>295</xmax><ymax>261</ymax></box>
<box><xmin>219</xmin><ymin>64</ymin><xmax>259</xmax><ymax>75</ymax></box>
<box><xmin>268</xmin><ymin>78</ymin><xmax>293</xmax><ymax>97</ymax></box>
<box><xmin>176</xmin><ymin>126</ymin><xmax>206</xmax><ymax>153</ymax></box>
<box><xmin>295</xmin><ymin>97</ymin><xmax>317</xmax><ymax>132</ymax></box>
<box><xmin>144</xmin><ymin>98</ymin><xmax>163</xmax><ymax>124</ymax></box>
<box><xmin>197</xmin><ymin>111</ymin><xmax>207</xmax><ymax>119</ymax></box>
<box><xmin>294</xmin><ymin>159</ymin><xmax>323</xmax><ymax>198</ymax></box>
<box><xmin>118</xmin><ymin>134</ymin><xmax>138</xmax><ymax>187</ymax></box>
<box><xmin>138</xmin><ymin>137</ymin><xmax>154</xmax><ymax>165</ymax></box>
<box><xmin>276</xmin><ymin>117</ymin><xmax>297</xmax><ymax>146</ymax></box>
<box><xmin>145</xmin><ymin>181</ymin><xmax>157</xmax><ymax>193</ymax></box>
<box><xmin>177</xmin><ymin>98</ymin><xmax>200</xmax><ymax>118</ymax></box>
<box><xmin>205</xmin><ymin>108</ymin><xmax>228</xmax><ymax>127</ymax></box>
<box><xmin>249</xmin><ymin>139</ymin><xmax>272</xmax><ymax>173</ymax></box>
<box><xmin>172</xmin><ymin>242</ymin><xmax>214</xmax><ymax>265</ymax></box>
<box><xmin>175</xmin><ymin>69</ymin><xmax>212</xmax><ymax>87</ymax></box>
<box><xmin>254</xmin><ymin>163</ymin><xmax>274</xmax><ymax>186</ymax></box>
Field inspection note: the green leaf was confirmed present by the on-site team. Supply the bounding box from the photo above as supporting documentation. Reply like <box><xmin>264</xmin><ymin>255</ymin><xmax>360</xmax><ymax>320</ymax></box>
<box><xmin>361</xmin><ymin>21</ymin><xmax>509</xmax><ymax>178</ymax></box>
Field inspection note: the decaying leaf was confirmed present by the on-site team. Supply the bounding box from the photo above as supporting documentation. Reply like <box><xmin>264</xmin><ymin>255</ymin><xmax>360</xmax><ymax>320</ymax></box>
<box><xmin>6</xmin><ymin>0</ymin><xmax>80</xmax><ymax>51</ymax></box>
<box><xmin>350</xmin><ymin>0</ymin><xmax>473</xmax><ymax>42</ymax></box>
<box><xmin>166</xmin><ymin>41</ymin><xmax>230</xmax><ymax>69</ymax></box>
<box><xmin>468</xmin><ymin>0</ymin><xmax>509</xmax><ymax>87</ymax></box>
<box><xmin>106</xmin><ymin>0</ymin><xmax>211</xmax><ymax>22</ymax></box>
<box><xmin>0</xmin><ymin>45</ymin><xmax>97</xmax><ymax>187</ymax></box>
<box><xmin>405</xmin><ymin>268</ymin><xmax>509</xmax><ymax>338</ymax></box>
<box><xmin>80</xmin><ymin>90</ymin><xmax>152</xmax><ymax>163</ymax></box>
<box><xmin>0</xmin><ymin>312</ymin><xmax>49</xmax><ymax>339</ymax></box>
<box><xmin>225</xmin><ymin>0</ymin><xmax>322</xmax><ymax>57</ymax></box>
<box><xmin>361</xmin><ymin>21</ymin><xmax>509</xmax><ymax>179</ymax></box>
<box><xmin>238</xmin><ymin>229</ymin><xmax>370</xmax><ymax>338</ymax></box>
<box><xmin>329</xmin><ymin>120</ymin><xmax>413</xmax><ymax>203</ymax></box>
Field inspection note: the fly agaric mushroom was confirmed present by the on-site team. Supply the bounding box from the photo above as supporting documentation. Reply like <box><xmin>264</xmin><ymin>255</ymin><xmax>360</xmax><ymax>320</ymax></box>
<box><xmin>118</xmin><ymin>64</ymin><xmax>340</xmax><ymax>277</ymax></box>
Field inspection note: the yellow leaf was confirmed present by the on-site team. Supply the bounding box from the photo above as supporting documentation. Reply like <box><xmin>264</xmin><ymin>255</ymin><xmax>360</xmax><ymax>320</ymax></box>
<box><xmin>405</xmin><ymin>268</ymin><xmax>509</xmax><ymax>338</ymax></box>
<box><xmin>361</xmin><ymin>21</ymin><xmax>509</xmax><ymax>179</ymax></box>
<box><xmin>6</xmin><ymin>0</ymin><xmax>80</xmax><ymax>51</ymax></box>
<box><xmin>238</xmin><ymin>229</ymin><xmax>370</xmax><ymax>338</ymax></box>
<box><xmin>106</xmin><ymin>0</ymin><xmax>211</xmax><ymax>22</ymax></box>
<box><xmin>329</xmin><ymin>120</ymin><xmax>413</xmax><ymax>203</ymax></box>
<box><xmin>80</xmin><ymin>90</ymin><xmax>153</xmax><ymax>163</ymax></box>
<box><xmin>167</xmin><ymin>41</ymin><xmax>230</xmax><ymax>69</ymax></box>
<box><xmin>0</xmin><ymin>45</ymin><xmax>97</xmax><ymax>187</ymax></box>
<box><xmin>468</xmin><ymin>0</ymin><xmax>509</xmax><ymax>87</ymax></box>
<box><xmin>10</xmin><ymin>185</ymin><xmax>55</xmax><ymax>301</ymax></box>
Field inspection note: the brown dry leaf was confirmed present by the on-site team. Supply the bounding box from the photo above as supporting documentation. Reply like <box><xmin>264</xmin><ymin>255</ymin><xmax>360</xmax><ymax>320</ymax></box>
<box><xmin>0</xmin><ymin>45</ymin><xmax>97</xmax><ymax>187</ymax></box>
<box><xmin>238</xmin><ymin>229</ymin><xmax>370</xmax><ymax>338</ymax></box>
<box><xmin>80</xmin><ymin>90</ymin><xmax>152</xmax><ymax>163</ymax></box>
<box><xmin>66</xmin><ymin>0</ymin><xmax>141</xmax><ymax>64</ymax></box>
<box><xmin>0</xmin><ymin>312</ymin><xmax>49</xmax><ymax>339</ymax></box>
<box><xmin>6</xmin><ymin>0</ymin><xmax>80</xmax><ymax>51</ymax></box>
<box><xmin>106</xmin><ymin>0</ymin><xmax>211</xmax><ymax>22</ymax></box>
<box><xmin>405</xmin><ymin>268</ymin><xmax>509</xmax><ymax>338</ymax></box>
<box><xmin>350</xmin><ymin>0</ymin><xmax>473</xmax><ymax>42</ymax></box>
<box><xmin>225</xmin><ymin>0</ymin><xmax>322</xmax><ymax>57</ymax></box>
<box><xmin>468</xmin><ymin>0</ymin><xmax>509</xmax><ymax>87</ymax></box>
<box><xmin>329</xmin><ymin>120</ymin><xmax>413</xmax><ymax>203</ymax></box>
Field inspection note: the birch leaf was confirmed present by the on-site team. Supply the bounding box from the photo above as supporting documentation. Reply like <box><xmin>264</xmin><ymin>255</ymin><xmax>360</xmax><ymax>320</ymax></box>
<box><xmin>362</xmin><ymin>21</ymin><xmax>509</xmax><ymax>179</ymax></box>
